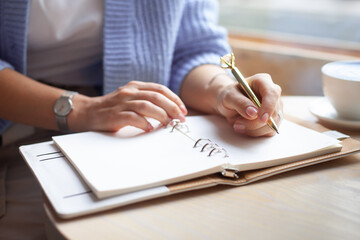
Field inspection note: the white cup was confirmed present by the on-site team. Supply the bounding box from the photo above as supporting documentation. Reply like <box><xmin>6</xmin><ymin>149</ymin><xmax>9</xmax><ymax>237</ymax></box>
<box><xmin>322</xmin><ymin>60</ymin><xmax>360</xmax><ymax>121</ymax></box>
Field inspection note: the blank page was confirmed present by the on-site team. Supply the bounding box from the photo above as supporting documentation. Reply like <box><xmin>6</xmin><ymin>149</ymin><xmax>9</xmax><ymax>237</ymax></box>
<box><xmin>184</xmin><ymin>116</ymin><xmax>341</xmax><ymax>170</ymax></box>
<box><xmin>53</xmin><ymin>115</ymin><xmax>341</xmax><ymax>199</ymax></box>
<box><xmin>53</xmin><ymin>118</ymin><xmax>226</xmax><ymax>199</ymax></box>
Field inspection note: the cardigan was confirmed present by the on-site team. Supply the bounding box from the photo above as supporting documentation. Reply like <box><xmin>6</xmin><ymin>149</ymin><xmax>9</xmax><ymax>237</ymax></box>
<box><xmin>0</xmin><ymin>0</ymin><xmax>231</xmax><ymax>134</ymax></box>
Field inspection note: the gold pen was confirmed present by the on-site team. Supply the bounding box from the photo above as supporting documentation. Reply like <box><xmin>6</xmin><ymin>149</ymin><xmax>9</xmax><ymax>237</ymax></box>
<box><xmin>220</xmin><ymin>53</ymin><xmax>279</xmax><ymax>134</ymax></box>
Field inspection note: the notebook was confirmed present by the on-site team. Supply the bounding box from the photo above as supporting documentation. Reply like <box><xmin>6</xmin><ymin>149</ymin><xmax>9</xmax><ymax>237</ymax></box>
<box><xmin>51</xmin><ymin>115</ymin><xmax>342</xmax><ymax>199</ymax></box>
<box><xmin>19</xmin><ymin>115</ymin><xmax>360</xmax><ymax>218</ymax></box>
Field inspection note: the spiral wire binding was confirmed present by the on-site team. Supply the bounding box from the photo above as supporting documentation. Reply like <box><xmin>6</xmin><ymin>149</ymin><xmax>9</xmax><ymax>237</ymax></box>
<box><xmin>209</xmin><ymin>147</ymin><xmax>228</xmax><ymax>158</ymax></box>
<box><xmin>168</xmin><ymin>120</ymin><xmax>228</xmax><ymax>158</ymax></box>
<box><xmin>167</xmin><ymin>119</ymin><xmax>189</xmax><ymax>133</ymax></box>
<box><xmin>193</xmin><ymin>138</ymin><xmax>228</xmax><ymax>158</ymax></box>
<box><xmin>201</xmin><ymin>142</ymin><xmax>218</xmax><ymax>153</ymax></box>
<box><xmin>193</xmin><ymin>138</ymin><xmax>212</xmax><ymax>148</ymax></box>
<box><xmin>168</xmin><ymin>118</ymin><xmax>233</xmax><ymax>177</ymax></box>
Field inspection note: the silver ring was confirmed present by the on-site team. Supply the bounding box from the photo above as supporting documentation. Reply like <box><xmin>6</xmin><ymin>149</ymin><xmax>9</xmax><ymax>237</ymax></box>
<box><xmin>278</xmin><ymin>111</ymin><xmax>284</xmax><ymax>123</ymax></box>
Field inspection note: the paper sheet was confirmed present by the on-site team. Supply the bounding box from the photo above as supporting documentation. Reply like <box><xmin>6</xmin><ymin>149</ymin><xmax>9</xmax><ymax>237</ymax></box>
<box><xmin>53</xmin><ymin>115</ymin><xmax>341</xmax><ymax>199</ymax></box>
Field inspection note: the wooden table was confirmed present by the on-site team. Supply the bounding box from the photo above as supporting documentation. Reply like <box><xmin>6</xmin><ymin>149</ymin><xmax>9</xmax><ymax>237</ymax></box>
<box><xmin>46</xmin><ymin>96</ymin><xmax>360</xmax><ymax>240</ymax></box>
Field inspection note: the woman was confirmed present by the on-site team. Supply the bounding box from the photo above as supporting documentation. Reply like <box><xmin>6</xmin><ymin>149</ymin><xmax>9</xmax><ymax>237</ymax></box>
<box><xmin>0</xmin><ymin>0</ymin><xmax>282</xmax><ymax>239</ymax></box>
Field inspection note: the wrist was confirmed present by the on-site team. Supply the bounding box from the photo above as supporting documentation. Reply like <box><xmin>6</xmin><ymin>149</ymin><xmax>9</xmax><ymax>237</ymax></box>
<box><xmin>66</xmin><ymin>94</ymin><xmax>93</xmax><ymax>132</ymax></box>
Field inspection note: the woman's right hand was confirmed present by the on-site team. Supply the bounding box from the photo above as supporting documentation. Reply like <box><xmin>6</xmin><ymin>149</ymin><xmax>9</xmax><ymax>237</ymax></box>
<box><xmin>69</xmin><ymin>81</ymin><xmax>188</xmax><ymax>132</ymax></box>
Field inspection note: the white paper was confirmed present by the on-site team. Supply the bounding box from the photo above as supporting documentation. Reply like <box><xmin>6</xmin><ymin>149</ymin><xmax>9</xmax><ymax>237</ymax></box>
<box><xmin>53</xmin><ymin>115</ymin><xmax>341</xmax><ymax>199</ymax></box>
<box><xmin>185</xmin><ymin>117</ymin><xmax>342</xmax><ymax>170</ymax></box>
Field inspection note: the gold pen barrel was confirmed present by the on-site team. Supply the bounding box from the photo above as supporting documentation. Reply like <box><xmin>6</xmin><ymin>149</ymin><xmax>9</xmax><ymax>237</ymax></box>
<box><xmin>267</xmin><ymin>118</ymin><xmax>279</xmax><ymax>134</ymax></box>
<box><xmin>231</xmin><ymin>68</ymin><xmax>261</xmax><ymax>108</ymax></box>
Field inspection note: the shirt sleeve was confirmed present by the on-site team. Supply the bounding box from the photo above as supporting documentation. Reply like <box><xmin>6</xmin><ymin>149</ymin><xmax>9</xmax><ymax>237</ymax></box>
<box><xmin>170</xmin><ymin>0</ymin><xmax>231</xmax><ymax>94</ymax></box>
<box><xmin>0</xmin><ymin>59</ymin><xmax>14</xmax><ymax>72</ymax></box>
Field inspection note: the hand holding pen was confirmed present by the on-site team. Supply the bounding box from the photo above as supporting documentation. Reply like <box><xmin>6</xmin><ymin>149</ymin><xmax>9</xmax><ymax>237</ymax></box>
<box><xmin>215</xmin><ymin>53</ymin><xmax>283</xmax><ymax>136</ymax></box>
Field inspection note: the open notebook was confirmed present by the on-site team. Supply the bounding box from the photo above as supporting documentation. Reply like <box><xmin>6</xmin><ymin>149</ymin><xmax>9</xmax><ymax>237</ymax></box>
<box><xmin>51</xmin><ymin>115</ymin><xmax>341</xmax><ymax>199</ymax></box>
<box><xmin>20</xmin><ymin>115</ymin><xmax>360</xmax><ymax>218</ymax></box>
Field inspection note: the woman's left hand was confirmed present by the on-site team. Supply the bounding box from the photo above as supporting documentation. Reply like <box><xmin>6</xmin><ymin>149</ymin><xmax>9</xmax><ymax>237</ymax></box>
<box><xmin>216</xmin><ymin>73</ymin><xmax>283</xmax><ymax>137</ymax></box>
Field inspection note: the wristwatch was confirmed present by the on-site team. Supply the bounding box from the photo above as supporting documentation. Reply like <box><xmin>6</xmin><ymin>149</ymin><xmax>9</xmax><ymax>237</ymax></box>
<box><xmin>54</xmin><ymin>91</ymin><xmax>78</xmax><ymax>132</ymax></box>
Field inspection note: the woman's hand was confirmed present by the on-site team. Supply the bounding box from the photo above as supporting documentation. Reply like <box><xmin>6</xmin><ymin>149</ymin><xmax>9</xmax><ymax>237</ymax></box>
<box><xmin>70</xmin><ymin>81</ymin><xmax>188</xmax><ymax>132</ymax></box>
<box><xmin>216</xmin><ymin>73</ymin><xmax>283</xmax><ymax>137</ymax></box>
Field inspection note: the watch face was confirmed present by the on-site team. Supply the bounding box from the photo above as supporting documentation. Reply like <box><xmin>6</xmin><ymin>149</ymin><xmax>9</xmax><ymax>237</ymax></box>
<box><xmin>54</xmin><ymin>98</ymin><xmax>73</xmax><ymax>116</ymax></box>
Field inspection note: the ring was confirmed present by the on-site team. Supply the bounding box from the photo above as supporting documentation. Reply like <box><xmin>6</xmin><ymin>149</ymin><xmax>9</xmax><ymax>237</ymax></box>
<box><xmin>201</xmin><ymin>142</ymin><xmax>218</xmax><ymax>152</ymax></box>
<box><xmin>278</xmin><ymin>111</ymin><xmax>284</xmax><ymax>123</ymax></box>
<box><xmin>193</xmin><ymin>138</ymin><xmax>212</xmax><ymax>148</ymax></box>
<box><xmin>208</xmin><ymin>147</ymin><xmax>229</xmax><ymax>158</ymax></box>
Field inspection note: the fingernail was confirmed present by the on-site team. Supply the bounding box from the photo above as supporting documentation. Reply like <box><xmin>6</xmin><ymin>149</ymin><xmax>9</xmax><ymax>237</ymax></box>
<box><xmin>261</xmin><ymin>113</ymin><xmax>269</xmax><ymax>123</ymax></box>
<box><xmin>180</xmin><ymin>105</ymin><xmax>188</xmax><ymax>115</ymax></box>
<box><xmin>178</xmin><ymin>114</ymin><xmax>186</xmax><ymax>122</ymax></box>
<box><xmin>233</xmin><ymin>123</ymin><xmax>245</xmax><ymax>134</ymax></box>
<box><xmin>246</xmin><ymin>106</ymin><xmax>258</xmax><ymax>118</ymax></box>
<box><xmin>147</xmin><ymin>123</ymin><xmax>154</xmax><ymax>132</ymax></box>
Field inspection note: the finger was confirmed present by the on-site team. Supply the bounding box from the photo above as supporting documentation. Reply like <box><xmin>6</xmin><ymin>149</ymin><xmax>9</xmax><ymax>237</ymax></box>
<box><xmin>258</xmin><ymin>83</ymin><xmax>281</xmax><ymax>123</ymax></box>
<box><xmin>135</xmin><ymin>90</ymin><xmax>186</xmax><ymax>122</ymax></box>
<box><xmin>233</xmin><ymin>108</ymin><xmax>283</xmax><ymax>136</ymax></box>
<box><xmin>247</xmin><ymin>74</ymin><xmax>282</xmax><ymax>124</ymax></box>
<box><xmin>221</xmin><ymin>86</ymin><xmax>259</xmax><ymax>120</ymax></box>
<box><xmin>233</xmin><ymin>117</ymin><xmax>264</xmax><ymax>134</ymax></box>
<box><xmin>247</xmin><ymin>124</ymin><xmax>277</xmax><ymax>137</ymax></box>
<box><xmin>102</xmin><ymin>111</ymin><xmax>153</xmax><ymax>132</ymax></box>
<box><xmin>131</xmin><ymin>81</ymin><xmax>188</xmax><ymax>115</ymax></box>
<box><xmin>274</xmin><ymin>100</ymin><xmax>284</xmax><ymax>126</ymax></box>
<box><xmin>124</xmin><ymin>100</ymin><xmax>171</xmax><ymax>125</ymax></box>
<box><xmin>233</xmin><ymin>119</ymin><xmax>275</xmax><ymax>137</ymax></box>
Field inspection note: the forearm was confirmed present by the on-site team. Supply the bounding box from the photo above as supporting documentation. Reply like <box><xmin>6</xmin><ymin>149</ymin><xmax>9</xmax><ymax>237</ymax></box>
<box><xmin>0</xmin><ymin>68</ymin><xmax>88</xmax><ymax>130</ymax></box>
<box><xmin>0</xmin><ymin>68</ymin><xmax>188</xmax><ymax>133</ymax></box>
<box><xmin>180</xmin><ymin>64</ymin><xmax>235</xmax><ymax>114</ymax></box>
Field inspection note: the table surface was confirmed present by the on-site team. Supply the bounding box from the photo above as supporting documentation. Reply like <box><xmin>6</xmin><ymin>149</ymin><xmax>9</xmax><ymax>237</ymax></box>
<box><xmin>46</xmin><ymin>96</ymin><xmax>360</xmax><ymax>240</ymax></box>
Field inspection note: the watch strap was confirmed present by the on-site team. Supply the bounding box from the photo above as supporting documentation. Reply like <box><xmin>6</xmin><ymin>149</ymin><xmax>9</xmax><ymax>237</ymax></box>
<box><xmin>56</xmin><ymin>114</ymin><xmax>69</xmax><ymax>132</ymax></box>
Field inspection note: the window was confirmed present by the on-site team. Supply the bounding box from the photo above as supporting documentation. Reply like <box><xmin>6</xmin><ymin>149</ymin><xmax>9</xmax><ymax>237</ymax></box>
<box><xmin>219</xmin><ymin>0</ymin><xmax>360</xmax><ymax>52</ymax></box>
<box><xmin>218</xmin><ymin>0</ymin><xmax>360</xmax><ymax>95</ymax></box>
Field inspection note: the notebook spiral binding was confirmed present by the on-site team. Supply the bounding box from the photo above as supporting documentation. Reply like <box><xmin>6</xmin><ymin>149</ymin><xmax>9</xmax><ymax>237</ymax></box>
<box><xmin>194</xmin><ymin>138</ymin><xmax>229</xmax><ymax>158</ymax></box>
<box><xmin>167</xmin><ymin>119</ymin><xmax>229</xmax><ymax>158</ymax></box>
<box><xmin>168</xmin><ymin>119</ymin><xmax>236</xmax><ymax>178</ymax></box>
<box><xmin>168</xmin><ymin>119</ymin><xmax>189</xmax><ymax>133</ymax></box>
<box><xmin>194</xmin><ymin>139</ymin><xmax>235</xmax><ymax>178</ymax></box>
